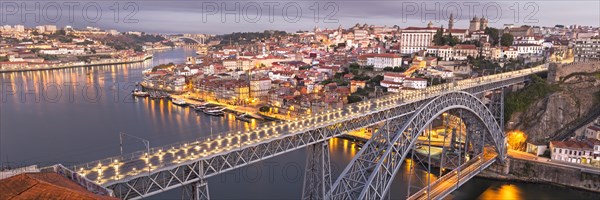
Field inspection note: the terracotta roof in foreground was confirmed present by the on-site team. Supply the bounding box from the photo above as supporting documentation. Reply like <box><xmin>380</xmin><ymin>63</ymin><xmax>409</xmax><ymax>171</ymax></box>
<box><xmin>0</xmin><ymin>172</ymin><xmax>117</xmax><ymax>200</ymax></box>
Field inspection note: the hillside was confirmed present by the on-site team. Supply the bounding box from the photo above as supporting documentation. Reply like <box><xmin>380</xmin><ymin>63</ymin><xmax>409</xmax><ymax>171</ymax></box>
<box><xmin>507</xmin><ymin>72</ymin><xmax>600</xmax><ymax>143</ymax></box>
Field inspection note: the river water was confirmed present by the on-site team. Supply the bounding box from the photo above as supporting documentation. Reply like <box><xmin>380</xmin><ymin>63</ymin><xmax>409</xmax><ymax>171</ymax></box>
<box><xmin>0</xmin><ymin>48</ymin><xmax>597</xmax><ymax>199</ymax></box>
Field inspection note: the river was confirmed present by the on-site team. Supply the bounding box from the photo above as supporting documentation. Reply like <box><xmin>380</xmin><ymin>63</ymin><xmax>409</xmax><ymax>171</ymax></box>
<box><xmin>0</xmin><ymin>48</ymin><xmax>597</xmax><ymax>199</ymax></box>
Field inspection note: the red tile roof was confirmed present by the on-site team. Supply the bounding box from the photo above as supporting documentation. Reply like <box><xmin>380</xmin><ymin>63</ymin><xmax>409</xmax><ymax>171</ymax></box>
<box><xmin>551</xmin><ymin>138</ymin><xmax>600</xmax><ymax>150</ymax></box>
<box><xmin>0</xmin><ymin>172</ymin><xmax>117</xmax><ymax>200</ymax></box>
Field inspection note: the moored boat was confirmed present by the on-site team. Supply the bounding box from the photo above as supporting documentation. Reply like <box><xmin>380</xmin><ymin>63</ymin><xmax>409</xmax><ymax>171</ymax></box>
<box><xmin>203</xmin><ymin>109</ymin><xmax>224</xmax><ymax>116</ymax></box>
<box><xmin>171</xmin><ymin>98</ymin><xmax>187</xmax><ymax>106</ymax></box>
<box><xmin>132</xmin><ymin>89</ymin><xmax>149</xmax><ymax>97</ymax></box>
<box><xmin>235</xmin><ymin>114</ymin><xmax>252</xmax><ymax>122</ymax></box>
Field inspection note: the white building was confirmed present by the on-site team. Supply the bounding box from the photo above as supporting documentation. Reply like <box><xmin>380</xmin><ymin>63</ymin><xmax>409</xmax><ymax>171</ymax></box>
<box><xmin>39</xmin><ymin>48</ymin><xmax>85</xmax><ymax>55</ymax></box>
<box><xmin>268</xmin><ymin>71</ymin><xmax>295</xmax><ymax>81</ymax></box>
<box><xmin>354</xmin><ymin>29</ymin><xmax>369</xmax><ymax>41</ymax></box>
<box><xmin>514</xmin><ymin>44</ymin><xmax>544</xmax><ymax>55</ymax></box>
<box><xmin>513</xmin><ymin>36</ymin><xmax>545</xmax><ymax>45</ymax></box>
<box><xmin>427</xmin><ymin>44</ymin><xmax>479</xmax><ymax>61</ymax></box>
<box><xmin>250</xmin><ymin>78</ymin><xmax>272</xmax><ymax>99</ymax></box>
<box><xmin>380</xmin><ymin>73</ymin><xmax>405</xmax><ymax>93</ymax></box>
<box><xmin>403</xmin><ymin>78</ymin><xmax>427</xmax><ymax>90</ymax></box>
<box><xmin>584</xmin><ymin>125</ymin><xmax>600</xmax><ymax>140</ymax></box>
<box><xmin>13</xmin><ymin>25</ymin><xmax>25</xmax><ymax>32</ymax></box>
<box><xmin>550</xmin><ymin>138</ymin><xmax>600</xmax><ymax>164</ymax></box>
<box><xmin>400</xmin><ymin>27</ymin><xmax>438</xmax><ymax>54</ymax></box>
<box><xmin>358</xmin><ymin>53</ymin><xmax>402</xmax><ymax>71</ymax></box>
<box><xmin>574</xmin><ymin>36</ymin><xmax>600</xmax><ymax>62</ymax></box>
<box><xmin>35</xmin><ymin>26</ymin><xmax>45</xmax><ymax>33</ymax></box>
<box><xmin>44</xmin><ymin>25</ymin><xmax>57</xmax><ymax>33</ymax></box>
<box><xmin>494</xmin><ymin>46</ymin><xmax>518</xmax><ymax>60</ymax></box>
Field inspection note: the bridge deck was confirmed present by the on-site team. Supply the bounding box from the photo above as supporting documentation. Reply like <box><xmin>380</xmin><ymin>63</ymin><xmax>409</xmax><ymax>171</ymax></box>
<box><xmin>408</xmin><ymin>149</ymin><xmax>497</xmax><ymax>200</ymax></box>
<box><xmin>69</xmin><ymin>66</ymin><xmax>546</xmax><ymax>198</ymax></box>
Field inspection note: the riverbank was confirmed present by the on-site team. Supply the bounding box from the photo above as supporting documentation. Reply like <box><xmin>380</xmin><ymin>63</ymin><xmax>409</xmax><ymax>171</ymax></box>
<box><xmin>477</xmin><ymin>156</ymin><xmax>600</xmax><ymax>193</ymax></box>
<box><xmin>342</xmin><ymin>131</ymin><xmax>600</xmax><ymax>194</ymax></box>
<box><xmin>0</xmin><ymin>54</ymin><xmax>153</xmax><ymax>73</ymax></box>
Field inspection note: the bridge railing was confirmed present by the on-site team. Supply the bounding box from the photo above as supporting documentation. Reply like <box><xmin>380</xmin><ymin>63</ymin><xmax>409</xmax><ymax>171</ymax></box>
<box><xmin>408</xmin><ymin>152</ymin><xmax>498</xmax><ymax>200</ymax></box>
<box><xmin>71</xmin><ymin>64</ymin><xmax>548</xmax><ymax>185</ymax></box>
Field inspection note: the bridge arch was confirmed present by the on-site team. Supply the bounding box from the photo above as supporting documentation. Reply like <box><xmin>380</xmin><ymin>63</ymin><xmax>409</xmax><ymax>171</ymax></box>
<box><xmin>175</xmin><ymin>37</ymin><xmax>204</xmax><ymax>44</ymax></box>
<box><xmin>328</xmin><ymin>91</ymin><xmax>506</xmax><ymax>199</ymax></box>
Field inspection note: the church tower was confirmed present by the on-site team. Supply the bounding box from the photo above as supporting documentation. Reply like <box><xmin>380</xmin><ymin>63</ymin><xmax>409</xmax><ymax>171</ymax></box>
<box><xmin>469</xmin><ymin>16</ymin><xmax>480</xmax><ymax>32</ymax></box>
<box><xmin>479</xmin><ymin>17</ymin><xmax>488</xmax><ymax>30</ymax></box>
<box><xmin>448</xmin><ymin>13</ymin><xmax>454</xmax><ymax>30</ymax></box>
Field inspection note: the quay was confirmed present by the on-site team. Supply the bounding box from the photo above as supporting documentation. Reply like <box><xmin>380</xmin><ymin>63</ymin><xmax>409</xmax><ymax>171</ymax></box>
<box><xmin>0</xmin><ymin>54</ymin><xmax>153</xmax><ymax>73</ymax></box>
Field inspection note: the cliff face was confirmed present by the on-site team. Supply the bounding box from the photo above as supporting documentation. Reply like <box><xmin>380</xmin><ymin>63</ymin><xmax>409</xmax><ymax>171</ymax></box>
<box><xmin>508</xmin><ymin>74</ymin><xmax>600</xmax><ymax>143</ymax></box>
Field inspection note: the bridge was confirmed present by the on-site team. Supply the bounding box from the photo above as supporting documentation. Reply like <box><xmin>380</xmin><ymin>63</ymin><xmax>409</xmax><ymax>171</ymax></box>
<box><xmin>165</xmin><ymin>35</ymin><xmax>208</xmax><ymax>45</ymax></box>
<box><xmin>68</xmin><ymin>65</ymin><xmax>548</xmax><ymax>199</ymax></box>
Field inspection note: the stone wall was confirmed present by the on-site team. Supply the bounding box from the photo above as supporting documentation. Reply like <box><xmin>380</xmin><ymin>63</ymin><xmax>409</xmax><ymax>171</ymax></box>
<box><xmin>548</xmin><ymin>61</ymin><xmax>600</xmax><ymax>83</ymax></box>
<box><xmin>482</xmin><ymin>157</ymin><xmax>600</xmax><ymax>192</ymax></box>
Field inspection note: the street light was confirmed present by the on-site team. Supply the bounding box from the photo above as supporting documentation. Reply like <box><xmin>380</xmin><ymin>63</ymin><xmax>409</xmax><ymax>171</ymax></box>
<box><xmin>119</xmin><ymin>132</ymin><xmax>151</xmax><ymax>174</ymax></box>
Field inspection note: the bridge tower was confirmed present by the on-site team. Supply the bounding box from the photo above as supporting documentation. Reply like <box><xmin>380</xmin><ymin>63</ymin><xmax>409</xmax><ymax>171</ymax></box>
<box><xmin>302</xmin><ymin>142</ymin><xmax>332</xmax><ymax>200</ymax></box>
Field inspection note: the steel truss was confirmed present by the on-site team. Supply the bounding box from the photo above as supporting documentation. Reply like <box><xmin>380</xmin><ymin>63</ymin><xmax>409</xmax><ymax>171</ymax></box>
<box><xmin>327</xmin><ymin>91</ymin><xmax>505</xmax><ymax>200</ymax></box>
<box><xmin>302</xmin><ymin>142</ymin><xmax>332</xmax><ymax>200</ymax></box>
<box><xmin>107</xmin><ymin>99</ymin><xmax>425</xmax><ymax>199</ymax></box>
<box><xmin>103</xmin><ymin>76</ymin><xmax>527</xmax><ymax>199</ymax></box>
<box><xmin>181</xmin><ymin>179</ymin><xmax>210</xmax><ymax>200</ymax></box>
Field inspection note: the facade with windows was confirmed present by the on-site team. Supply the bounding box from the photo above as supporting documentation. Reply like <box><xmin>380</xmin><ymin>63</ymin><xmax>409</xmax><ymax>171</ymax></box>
<box><xmin>550</xmin><ymin>138</ymin><xmax>600</xmax><ymax>164</ymax></box>
<box><xmin>574</xmin><ymin>36</ymin><xmax>600</xmax><ymax>62</ymax></box>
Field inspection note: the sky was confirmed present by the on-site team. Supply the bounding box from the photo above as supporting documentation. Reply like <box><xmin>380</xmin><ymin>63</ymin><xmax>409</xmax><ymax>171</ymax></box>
<box><xmin>1</xmin><ymin>0</ymin><xmax>599</xmax><ymax>34</ymax></box>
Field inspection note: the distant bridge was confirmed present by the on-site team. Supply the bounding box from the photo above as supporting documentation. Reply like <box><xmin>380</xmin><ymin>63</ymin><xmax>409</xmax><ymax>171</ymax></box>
<box><xmin>69</xmin><ymin>65</ymin><xmax>549</xmax><ymax>199</ymax></box>
<box><xmin>165</xmin><ymin>35</ymin><xmax>208</xmax><ymax>45</ymax></box>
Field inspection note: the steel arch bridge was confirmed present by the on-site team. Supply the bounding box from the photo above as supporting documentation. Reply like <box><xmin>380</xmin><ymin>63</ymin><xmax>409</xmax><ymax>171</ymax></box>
<box><xmin>327</xmin><ymin>91</ymin><xmax>505</xmax><ymax>200</ymax></box>
<box><xmin>64</xmin><ymin>65</ymin><xmax>548</xmax><ymax>199</ymax></box>
<box><xmin>175</xmin><ymin>37</ymin><xmax>204</xmax><ymax>44</ymax></box>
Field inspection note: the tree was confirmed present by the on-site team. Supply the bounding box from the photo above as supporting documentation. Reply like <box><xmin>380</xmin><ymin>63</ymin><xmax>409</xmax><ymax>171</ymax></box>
<box><xmin>383</xmin><ymin>67</ymin><xmax>394</xmax><ymax>71</ymax></box>
<box><xmin>348</xmin><ymin>95</ymin><xmax>362</xmax><ymax>103</ymax></box>
<box><xmin>444</xmin><ymin>33</ymin><xmax>458</xmax><ymax>46</ymax></box>
<box><xmin>484</xmin><ymin>27</ymin><xmax>500</xmax><ymax>46</ymax></box>
<box><xmin>392</xmin><ymin>66</ymin><xmax>408</xmax><ymax>72</ymax></box>
<box><xmin>370</xmin><ymin>75</ymin><xmax>384</xmax><ymax>86</ymax></box>
<box><xmin>501</xmin><ymin>33</ymin><xmax>514</xmax><ymax>47</ymax></box>
<box><xmin>259</xmin><ymin>106</ymin><xmax>270</xmax><ymax>112</ymax></box>
<box><xmin>433</xmin><ymin>28</ymin><xmax>445</xmax><ymax>46</ymax></box>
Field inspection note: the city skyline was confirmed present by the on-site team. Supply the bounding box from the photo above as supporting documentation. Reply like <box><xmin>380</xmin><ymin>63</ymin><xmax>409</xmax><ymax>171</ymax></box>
<box><xmin>1</xmin><ymin>0</ymin><xmax>599</xmax><ymax>34</ymax></box>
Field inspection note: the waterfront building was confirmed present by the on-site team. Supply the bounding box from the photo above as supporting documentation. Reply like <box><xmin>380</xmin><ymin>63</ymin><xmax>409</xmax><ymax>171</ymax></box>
<box><xmin>550</xmin><ymin>138</ymin><xmax>600</xmax><ymax>164</ymax></box>
<box><xmin>250</xmin><ymin>78</ymin><xmax>272</xmax><ymax>101</ymax></box>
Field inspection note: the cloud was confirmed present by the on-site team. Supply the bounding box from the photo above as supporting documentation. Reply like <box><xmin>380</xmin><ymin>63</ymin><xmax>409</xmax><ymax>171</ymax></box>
<box><xmin>1</xmin><ymin>0</ymin><xmax>598</xmax><ymax>34</ymax></box>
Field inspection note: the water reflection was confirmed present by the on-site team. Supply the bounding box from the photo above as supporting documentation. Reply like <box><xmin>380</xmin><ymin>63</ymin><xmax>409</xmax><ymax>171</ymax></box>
<box><xmin>0</xmin><ymin>48</ymin><xmax>253</xmax><ymax>166</ymax></box>
<box><xmin>479</xmin><ymin>184</ymin><xmax>523</xmax><ymax>200</ymax></box>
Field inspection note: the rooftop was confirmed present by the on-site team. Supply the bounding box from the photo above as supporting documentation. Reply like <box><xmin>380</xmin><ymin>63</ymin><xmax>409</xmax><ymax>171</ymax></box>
<box><xmin>0</xmin><ymin>172</ymin><xmax>116</xmax><ymax>200</ymax></box>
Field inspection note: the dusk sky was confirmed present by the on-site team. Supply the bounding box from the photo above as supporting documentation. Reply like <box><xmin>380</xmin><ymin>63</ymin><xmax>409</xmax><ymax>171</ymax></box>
<box><xmin>2</xmin><ymin>0</ymin><xmax>599</xmax><ymax>34</ymax></box>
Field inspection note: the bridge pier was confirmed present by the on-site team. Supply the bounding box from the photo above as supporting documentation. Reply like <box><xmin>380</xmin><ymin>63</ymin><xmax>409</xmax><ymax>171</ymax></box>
<box><xmin>181</xmin><ymin>161</ymin><xmax>210</xmax><ymax>200</ymax></box>
<box><xmin>181</xmin><ymin>179</ymin><xmax>210</xmax><ymax>200</ymax></box>
<box><xmin>302</xmin><ymin>141</ymin><xmax>332</xmax><ymax>200</ymax></box>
